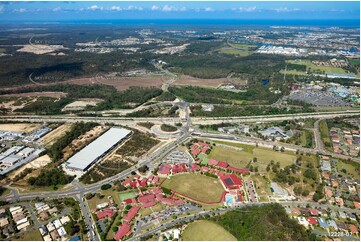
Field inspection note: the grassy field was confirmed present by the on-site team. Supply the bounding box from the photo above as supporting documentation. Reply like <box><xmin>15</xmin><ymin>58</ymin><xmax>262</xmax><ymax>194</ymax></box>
<box><xmin>207</xmin><ymin>141</ymin><xmax>296</xmax><ymax>171</ymax></box>
<box><xmin>208</xmin><ymin>146</ymin><xmax>252</xmax><ymax>167</ymax></box>
<box><xmin>319</xmin><ymin>120</ymin><xmax>332</xmax><ymax>148</ymax></box>
<box><xmin>287</xmin><ymin>59</ymin><xmax>348</xmax><ymax>74</ymax></box>
<box><xmin>337</xmin><ymin>160</ymin><xmax>360</xmax><ymax>178</ymax></box>
<box><xmin>300</xmin><ymin>130</ymin><xmax>314</xmax><ymax>148</ymax></box>
<box><xmin>118</xmin><ymin>191</ymin><xmax>137</xmax><ymax>202</ymax></box>
<box><xmin>181</xmin><ymin>220</ymin><xmax>236</xmax><ymax>241</ymax></box>
<box><xmin>87</xmin><ymin>188</ymin><xmax>124</xmax><ymax>210</ymax></box>
<box><xmin>161</xmin><ymin>173</ymin><xmax>225</xmax><ymax>203</ymax></box>
<box><xmin>280</xmin><ymin>70</ymin><xmax>307</xmax><ymax>76</ymax></box>
<box><xmin>13</xmin><ymin>229</ymin><xmax>43</xmax><ymax>241</ymax></box>
<box><xmin>139</xmin><ymin>203</ymin><xmax>165</xmax><ymax>216</ymax></box>
<box><xmin>219</xmin><ymin>43</ymin><xmax>256</xmax><ymax>57</ymax></box>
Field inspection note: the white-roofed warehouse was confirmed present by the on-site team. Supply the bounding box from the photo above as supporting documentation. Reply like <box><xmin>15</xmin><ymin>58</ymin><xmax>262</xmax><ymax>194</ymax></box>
<box><xmin>65</xmin><ymin>127</ymin><xmax>132</xmax><ymax>172</ymax></box>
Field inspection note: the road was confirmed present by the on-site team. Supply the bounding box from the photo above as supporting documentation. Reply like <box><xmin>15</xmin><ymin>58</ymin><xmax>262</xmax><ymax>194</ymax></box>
<box><xmin>131</xmin><ymin>201</ymin><xmax>360</xmax><ymax>241</ymax></box>
<box><xmin>0</xmin><ymin>108</ymin><xmax>359</xmax><ymax>240</ymax></box>
<box><xmin>193</xmin><ymin>129</ymin><xmax>359</xmax><ymax>162</ymax></box>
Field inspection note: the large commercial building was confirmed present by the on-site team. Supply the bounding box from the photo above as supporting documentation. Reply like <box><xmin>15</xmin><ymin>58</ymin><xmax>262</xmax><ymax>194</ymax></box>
<box><xmin>64</xmin><ymin>127</ymin><xmax>132</xmax><ymax>172</ymax></box>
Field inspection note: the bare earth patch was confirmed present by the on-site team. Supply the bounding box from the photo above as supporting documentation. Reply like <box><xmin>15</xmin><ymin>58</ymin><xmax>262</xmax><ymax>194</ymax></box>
<box><xmin>65</xmin><ymin>75</ymin><xmax>164</xmax><ymax>91</ymax></box>
<box><xmin>7</xmin><ymin>155</ymin><xmax>51</xmax><ymax>180</ymax></box>
<box><xmin>0</xmin><ymin>92</ymin><xmax>67</xmax><ymax>98</ymax></box>
<box><xmin>0</xmin><ymin>123</ymin><xmax>40</xmax><ymax>133</ymax></box>
<box><xmin>39</xmin><ymin>124</ymin><xmax>73</xmax><ymax>146</ymax></box>
<box><xmin>174</xmin><ymin>75</ymin><xmax>228</xmax><ymax>87</ymax></box>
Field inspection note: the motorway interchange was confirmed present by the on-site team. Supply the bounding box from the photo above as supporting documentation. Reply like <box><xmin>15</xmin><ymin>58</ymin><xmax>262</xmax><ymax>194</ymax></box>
<box><xmin>0</xmin><ymin>105</ymin><xmax>360</xmax><ymax>241</ymax></box>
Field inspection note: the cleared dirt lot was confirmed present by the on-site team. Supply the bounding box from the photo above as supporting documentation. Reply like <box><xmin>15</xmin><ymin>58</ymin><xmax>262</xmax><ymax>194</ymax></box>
<box><xmin>0</xmin><ymin>123</ymin><xmax>40</xmax><ymax>133</ymax></box>
<box><xmin>174</xmin><ymin>75</ymin><xmax>228</xmax><ymax>87</ymax></box>
<box><xmin>65</xmin><ymin>74</ymin><xmax>164</xmax><ymax>91</ymax></box>
<box><xmin>7</xmin><ymin>155</ymin><xmax>52</xmax><ymax>180</ymax></box>
<box><xmin>39</xmin><ymin>124</ymin><xmax>72</xmax><ymax>146</ymax></box>
<box><xmin>0</xmin><ymin>92</ymin><xmax>67</xmax><ymax>98</ymax></box>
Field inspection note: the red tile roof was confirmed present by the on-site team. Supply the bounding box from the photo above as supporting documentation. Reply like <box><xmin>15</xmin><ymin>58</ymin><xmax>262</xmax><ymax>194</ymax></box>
<box><xmin>207</xmin><ymin>159</ymin><xmax>218</xmax><ymax>166</ymax></box>
<box><xmin>349</xmin><ymin>224</ymin><xmax>358</xmax><ymax>233</ymax></box>
<box><xmin>123</xmin><ymin>206</ymin><xmax>140</xmax><ymax>222</ymax></box>
<box><xmin>158</xmin><ymin>164</ymin><xmax>171</xmax><ymax>175</ymax></box>
<box><xmin>96</xmin><ymin>209</ymin><xmax>116</xmax><ymax>220</ymax></box>
<box><xmin>308</xmin><ymin>217</ymin><xmax>318</xmax><ymax>225</ymax></box>
<box><xmin>227</xmin><ymin>166</ymin><xmax>250</xmax><ymax>174</ymax></box>
<box><xmin>201</xmin><ymin>166</ymin><xmax>209</xmax><ymax>173</ymax></box>
<box><xmin>123</xmin><ymin>198</ymin><xmax>137</xmax><ymax>204</ymax></box>
<box><xmin>217</xmin><ymin>161</ymin><xmax>229</xmax><ymax>168</ymax></box>
<box><xmin>114</xmin><ymin>223</ymin><xmax>131</xmax><ymax>241</ymax></box>
<box><xmin>220</xmin><ymin>174</ymin><xmax>242</xmax><ymax>190</ymax></box>
<box><xmin>138</xmin><ymin>194</ymin><xmax>156</xmax><ymax>208</ymax></box>
<box><xmin>309</xmin><ymin>208</ymin><xmax>319</xmax><ymax>216</ymax></box>
<box><xmin>190</xmin><ymin>163</ymin><xmax>200</xmax><ymax>172</ymax></box>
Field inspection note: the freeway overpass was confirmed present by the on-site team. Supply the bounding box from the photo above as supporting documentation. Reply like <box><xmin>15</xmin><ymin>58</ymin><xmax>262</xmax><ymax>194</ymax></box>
<box><xmin>0</xmin><ymin>110</ymin><xmax>359</xmax><ymax>126</ymax></box>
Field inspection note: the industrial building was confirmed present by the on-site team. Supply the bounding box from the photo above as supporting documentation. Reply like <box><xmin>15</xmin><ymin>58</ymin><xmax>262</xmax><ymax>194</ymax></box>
<box><xmin>64</xmin><ymin>127</ymin><xmax>132</xmax><ymax>172</ymax></box>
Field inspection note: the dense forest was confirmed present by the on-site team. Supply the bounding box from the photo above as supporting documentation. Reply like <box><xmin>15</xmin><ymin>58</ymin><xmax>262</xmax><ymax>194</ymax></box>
<box><xmin>27</xmin><ymin>168</ymin><xmax>74</xmax><ymax>187</ymax></box>
<box><xmin>168</xmin><ymin>85</ymin><xmax>281</xmax><ymax>105</ymax></box>
<box><xmin>211</xmin><ymin>203</ymin><xmax>312</xmax><ymax>241</ymax></box>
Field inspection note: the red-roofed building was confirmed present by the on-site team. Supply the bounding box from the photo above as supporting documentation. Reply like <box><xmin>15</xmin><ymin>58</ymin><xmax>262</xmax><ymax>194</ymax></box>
<box><xmin>227</xmin><ymin>166</ymin><xmax>250</xmax><ymax>174</ymax></box>
<box><xmin>121</xmin><ymin>179</ymin><xmax>132</xmax><ymax>187</ymax></box>
<box><xmin>189</xmin><ymin>163</ymin><xmax>200</xmax><ymax>172</ymax></box>
<box><xmin>309</xmin><ymin>208</ymin><xmax>319</xmax><ymax>216</ymax></box>
<box><xmin>218</xmin><ymin>171</ymin><xmax>225</xmax><ymax>177</ymax></box>
<box><xmin>171</xmin><ymin>164</ymin><xmax>187</xmax><ymax>174</ymax></box>
<box><xmin>153</xmin><ymin>187</ymin><xmax>162</xmax><ymax>195</ymax></box>
<box><xmin>201</xmin><ymin>166</ymin><xmax>209</xmax><ymax>173</ymax></box>
<box><xmin>123</xmin><ymin>198</ymin><xmax>137</xmax><ymax>205</ymax></box>
<box><xmin>158</xmin><ymin>164</ymin><xmax>172</xmax><ymax>177</ymax></box>
<box><xmin>139</xmin><ymin>178</ymin><xmax>147</xmax><ymax>187</ymax></box>
<box><xmin>114</xmin><ymin>223</ymin><xmax>131</xmax><ymax>241</ymax></box>
<box><xmin>354</xmin><ymin>201</ymin><xmax>360</xmax><ymax>209</ymax></box>
<box><xmin>220</xmin><ymin>174</ymin><xmax>242</xmax><ymax>190</ymax></box>
<box><xmin>152</xmin><ymin>176</ymin><xmax>159</xmax><ymax>185</ymax></box>
<box><xmin>207</xmin><ymin>159</ymin><xmax>218</xmax><ymax>166</ymax></box>
<box><xmin>129</xmin><ymin>181</ymin><xmax>138</xmax><ymax>188</ymax></box>
<box><xmin>97</xmin><ymin>209</ymin><xmax>116</xmax><ymax>220</ymax></box>
<box><xmin>215</xmin><ymin>170</ymin><xmax>220</xmax><ymax>176</ymax></box>
<box><xmin>349</xmin><ymin>224</ymin><xmax>358</xmax><ymax>234</ymax></box>
<box><xmin>308</xmin><ymin>217</ymin><xmax>318</xmax><ymax>225</ymax></box>
<box><xmin>138</xmin><ymin>194</ymin><xmax>156</xmax><ymax>208</ymax></box>
<box><xmin>134</xmin><ymin>175</ymin><xmax>140</xmax><ymax>180</ymax></box>
<box><xmin>217</xmin><ymin>161</ymin><xmax>229</xmax><ymax>169</ymax></box>
<box><xmin>209</xmin><ymin>168</ymin><xmax>215</xmax><ymax>174</ymax></box>
<box><xmin>123</xmin><ymin>206</ymin><xmax>140</xmax><ymax>222</ymax></box>
<box><xmin>322</xmin><ymin>172</ymin><xmax>330</xmax><ymax>179</ymax></box>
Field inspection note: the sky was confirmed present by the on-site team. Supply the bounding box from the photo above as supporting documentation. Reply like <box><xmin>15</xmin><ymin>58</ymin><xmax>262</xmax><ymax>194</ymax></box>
<box><xmin>0</xmin><ymin>1</ymin><xmax>359</xmax><ymax>21</ymax></box>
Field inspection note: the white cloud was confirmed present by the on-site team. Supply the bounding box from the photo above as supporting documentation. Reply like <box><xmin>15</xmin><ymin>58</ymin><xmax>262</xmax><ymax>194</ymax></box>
<box><xmin>52</xmin><ymin>7</ymin><xmax>62</xmax><ymax>12</ymax></box>
<box><xmin>13</xmin><ymin>8</ymin><xmax>27</xmax><ymax>13</ymax></box>
<box><xmin>273</xmin><ymin>7</ymin><xmax>300</xmax><ymax>12</ymax></box>
<box><xmin>151</xmin><ymin>5</ymin><xmax>159</xmax><ymax>11</ymax></box>
<box><xmin>162</xmin><ymin>5</ymin><xmax>177</xmax><ymax>12</ymax></box>
<box><xmin>237</xmin><ymin>7</ymin><xmax>257</xmax><ymax>12</ymax></box>
<box><xmin>87</xmin><ymin>5</ymin><xmax>103</xmax><ymax>11</ymax></box>
<box><xmin>111</xmin><ymin>6</ymin><xmax>122</xmax><ymax>11</ymax></box>
<box><xmin>179</xmin><ymin>7</ymin><xmax>187</xmax><ymax>12</ymax></box>
<box><xmin>0</xmin><ymin>6</ymin><xmax>4</xmax><ymax>13</ymax></box>
<box><xmin>126</xmin><ymin>5</ymin><xmax>143</xmax><ymax>11</ymax></box>
<box><xmin>204</xmin><ymin>7</ymin><xmax>215</xmax><ymax>12</ymax></box>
